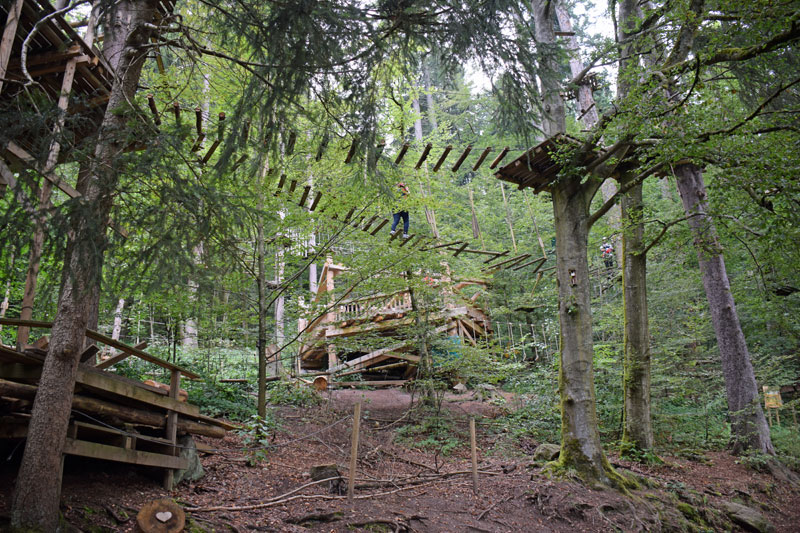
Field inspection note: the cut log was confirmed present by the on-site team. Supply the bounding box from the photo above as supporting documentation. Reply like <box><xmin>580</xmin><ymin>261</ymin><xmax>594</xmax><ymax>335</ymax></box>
<box><xmin>136</xmin><ymin>499</ymin><xmax>185</xmax><ymax>533</ymax></box>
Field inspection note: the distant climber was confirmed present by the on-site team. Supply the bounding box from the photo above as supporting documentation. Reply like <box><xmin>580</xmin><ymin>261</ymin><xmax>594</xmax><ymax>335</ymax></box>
<box><xmin>390</xmin><ymin>181</ymin><xmax>410</xmax><ymax>238</ymax></box>
<box><xmin>601</xmin><ymin>241</ymin><xmax>614</xmax><ymax>269</ymax></box>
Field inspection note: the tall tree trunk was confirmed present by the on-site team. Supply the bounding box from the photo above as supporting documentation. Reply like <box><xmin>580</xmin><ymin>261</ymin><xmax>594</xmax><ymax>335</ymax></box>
<box><xmin>532</xmin><ymin>0</ymin><xmax>622</xmax><ymax>485</ymax></box>
<box><xmin>620</xmin><ymin>180</ymin><xmax>653</xmax><ymax>449</ymax></box>
<box><xmin>552</xmin><ymin>179</ymin><xmax>619</xmax><ymax>484</ymax></box>
<box><xmin>10</xmin><ymin>3</ymin><xmax>158</xmax><ymax>530</ymax></box>
<box><xmin>674</xmin><ymin>163</ymin><xmax>774</xmax><ymax>454</ymax></box>
<box><xmin>256</xmin><ymin>161</ymin><xmax>269</xmax><ymax>420</ymax></box>
<box><xmin>617</xmin><ymin>0</ymin><xmax>654</xmax><ymax>451</ymax></box>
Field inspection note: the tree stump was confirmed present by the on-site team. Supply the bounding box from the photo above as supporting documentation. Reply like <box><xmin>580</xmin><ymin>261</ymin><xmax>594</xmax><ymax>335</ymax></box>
<box><xmin>136</xmin><ymin>499</ymin><xmax>185</xmax><ymax>533</ymax></box>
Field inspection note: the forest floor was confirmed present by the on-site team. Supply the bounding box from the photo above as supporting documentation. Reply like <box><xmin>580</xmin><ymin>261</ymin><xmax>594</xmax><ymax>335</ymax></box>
<box><xmin>1</xmin><ymin>387</ymin><xmax>799</xmax><ymax>532</ymax></box>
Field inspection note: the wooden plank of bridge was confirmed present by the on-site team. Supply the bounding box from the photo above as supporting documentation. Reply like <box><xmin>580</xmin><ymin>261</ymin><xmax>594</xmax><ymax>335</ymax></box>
<box><xmin>489</xmin><ymin>147</ymin><xmax>511</xmax><ymax>169</ymax></box>
<box><xmin>452</xmin><ymin>242</ymin><xmax>470</xmax><ymax>257</ymax></box>
<box><xmin>432</xmin><ymin>145</ymin><xmax>452</xmax><ymax>172</ymax></box>
<box><xmin>415</xmin><ymin>143</ymin><xmax>433</xmax><ymax>169</ymax></box>
<box><xmin>472</xmin><ymin>146</ymin><xmax>492</xmax><ymax>171</ymax></box>
<box><xmin>309</xmin><ymin>191</ymin><xmax>323</xmax><ymax>211</ymax></box>
<box><xmin>394</xmin><ymin>143</ymin><xmax>410</xmax><ymax>164</ymax></box>
<box><xmin>451</xmin><ymin>145</ymin><xmax>472</xmax><ymax>172</ymax></box>
<box><xmin>344</xmin><ymin>138</ymin><xmax>358</xmax><ymax>164</ymax></box>
<box><xmin>370</xmin><ymin>219</ymin><xmax>389</xmax><ymax>235</ymax></box>
<box><xmin>484</xmin><ymin>250</ymin><xmax>509</xmax><ymax>264</ymax></box>
<box><xmin>298</xmin><ymin>185</ymin><xmax>311</xmax><ymax>208</ymax></box>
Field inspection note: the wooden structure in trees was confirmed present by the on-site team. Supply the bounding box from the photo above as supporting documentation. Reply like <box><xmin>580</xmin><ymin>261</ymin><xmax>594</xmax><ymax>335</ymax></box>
<box><xmin>0</xmin><ymin>318</ymin><xmax>232</xmax><ymax>490</ymax></box>
<box><xmin>494</xmin><ymin>134</ymin><xmax>600</xmax><ymax>192</ymax></box>
<box><xmin>297</xmin><ymin>260</ymin><xmax>492</xmax><ymax>383</ymax></box>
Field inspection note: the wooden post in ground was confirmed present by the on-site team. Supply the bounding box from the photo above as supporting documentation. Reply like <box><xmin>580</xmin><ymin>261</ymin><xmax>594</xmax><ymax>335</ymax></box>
<box><xmin>470</xmin><ymin>417</ymin><xmax>478</xmax><ymax>494</ymax></box>
<box><xmin>347</xmin><ymin>401</ymin><xmax>362</xmax><ymax>502</ymax></box>
<box><xmin>163</xmin><ymin>369</ymin><xmax>181</xmax><ymax>489</ymax></box>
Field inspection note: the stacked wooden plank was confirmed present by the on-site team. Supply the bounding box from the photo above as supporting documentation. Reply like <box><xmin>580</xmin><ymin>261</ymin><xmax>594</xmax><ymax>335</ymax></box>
<box><xmin>0</xmin><ymin>318</ymin><xmax>232</xmax><ymax>490</ymax></box>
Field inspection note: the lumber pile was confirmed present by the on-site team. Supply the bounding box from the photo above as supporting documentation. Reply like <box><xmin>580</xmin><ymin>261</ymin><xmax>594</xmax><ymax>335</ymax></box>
<box><xmin>0</xmin><ymin>319</ymin><xmax>233</xmax><ymax>489</ymax></box>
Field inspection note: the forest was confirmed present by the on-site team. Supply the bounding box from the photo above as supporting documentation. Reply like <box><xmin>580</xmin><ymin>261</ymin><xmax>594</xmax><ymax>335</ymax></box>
<box><xmin>0</xmin><ymin>0</ymin><xmax>799</xmax><ymax>531</ymax></box>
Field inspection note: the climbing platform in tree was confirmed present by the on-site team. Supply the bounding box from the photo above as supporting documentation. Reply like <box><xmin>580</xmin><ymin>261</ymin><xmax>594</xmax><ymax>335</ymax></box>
<box><xmin>494</xmin><ymin>134</ymin><xmax>600</xmax><ymax>192</ymax></box>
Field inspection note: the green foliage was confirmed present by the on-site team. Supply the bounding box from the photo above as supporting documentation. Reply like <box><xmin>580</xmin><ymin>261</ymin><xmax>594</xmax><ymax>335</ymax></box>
<box><xmin>396</xmin><ymin>412</ymin><xmax>462</xmax><ymax>456</ymax></box>
<box><xmin>186</xmin><ymin>380</ymin><xmax>254</xmax><ymax>422</ymax></box>
<box><xmin>237</xmin><ymin>414</ymin><xmax>280</xmax><ymax>465</ymax></box>
<box><xmin>266</xmin><ymin>381</ymin><xmax>322</xmax><ymax>407</ymax></box>
<box><xmin>770</xmin><ymin>425</ymin><xmax>800</xmax><ymax>470</ymax></box>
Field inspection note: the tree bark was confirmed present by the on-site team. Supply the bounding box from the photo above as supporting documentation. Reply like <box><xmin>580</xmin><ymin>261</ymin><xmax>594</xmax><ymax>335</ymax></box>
<box><xmin>673</xmin><ymin>163</ymin><xmax>774</xmax><ymax>454</ymax></box>
<box><xmin>10</xmin><ymin>2</ymin><xmax>159</xmax><ymax>530</ymax></box>
<box><xmin>620</xmin><ymin>180</ymin><xmax>653</xmax><ymax>450</ymax></box>
<box><xmin>256</xmin><ymin>161</ymin><xmax>269</xmax><ymax>420</ymax></box>
<box><xmin>532</xmin><ymin>0</ymin><xmax>621</xmax><ymax>485</ymax></box>
<box><xmin>617</xmin><ymin>0</ymin><xmax>654</xmax><ymax>452</ymax></box>
<box><xmin>552</xmin><ymin>179</ymin><xmax>619</xmax><ymax>484</ymax></box>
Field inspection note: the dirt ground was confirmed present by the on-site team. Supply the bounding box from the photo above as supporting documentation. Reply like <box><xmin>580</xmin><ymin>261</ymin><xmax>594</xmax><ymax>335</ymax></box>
<box><xmin>1</xmin><ymin>387</ymin><xmax>799</xmax><ymax>532</ymax></box>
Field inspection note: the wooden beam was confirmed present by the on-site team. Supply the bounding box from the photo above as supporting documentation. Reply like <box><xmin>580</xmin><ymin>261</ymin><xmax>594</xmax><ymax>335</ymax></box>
<box><xmin>361</xmin><ymin>215</ymin><xmax>378</xmax><ymax>231</ymax></box>
<box><xmin>512</xmin><ymin>256</ymin><xmax>547</xmax><ymax>272</ymax></box>
<box><xmin>298</xmin><ymin>185</ymin><xmax>311</xmax><ymax>207</ymax></box>
<box><xmin>483</xmin><ymin>253</ymin><xmax>530</xmax><ymax>271</ymax></box>
<box><xmin>421</xmin><ymin>240</ymin><xmax>463</xmax><ymax>251</ymax></box>
<box><xmin>0</xmin><ymin>319</ymin><xmax>199</xmax><ymax>379</ymax></box>
<box><xmin>274</xmin><ymin>173</ymin><xmax>286</xmax><ymax>195</ymax></box>
<box><xmin>342</xmin><ymin>206</ymin><xmax>355</xmax><ymax>224</ymax></box>
<box><xmin>489</xmin><ymin>147</ymin><xmax>511</xmax><ymax>169</ymax></box>
<box><xmin>445</xmin><ymin>247</ymin><xmax>500</xmax><ymax>256</ymax></box>
<box><xmin>79</xmin><ymin>345</ymin><xmax>99</xmax><ymax>363</ymax></box>
<box><xmin>6</xmin><ymin>142</ymin><xmax>79</xmax><ymax>198</ymax></box>
<box><xmin>432</xmin><ymin>145</ymin><xmax>452</xmax><ymax>172</ymax></box>
<box><xmin>309</xmin><ymin>191</ymin><xmax>322</xmax><ymax>211</ymax></box>
<box><xmin>452</xmin><ymin>242</ymin><xmax>470</xmax><ymax>257</ymax></box>
<box><xmin>397</xmin><ymin>234</ymin><xmax>416</xmax><ymax>247</ymax></box>
<box><xmin>288</xmin><ymin>179</ymin><xmax>298</xmax><ymax>196</ymax></box>
<box><xmin>484</xmin><ymin>250</ymin><xmax>509</xmax><ymax>264</ymax></box>
<box><xmin>0</xmin><ymin>0</ymin><xmax>25</xmax><ymax>95</ymax></box>
<box><xmin>95</xmin><ymin>341</ymin><xmax>148</xmax><ymax>370</ymax></box>
<box><xmin>64</xmin><ymin>439</ymin><xmax>188</xmax><ymax>470</ymax></box>
<box><xmin>415</xmin><ymin>143</ymin><xmax>433</xmax><ymax>169</ymax></box>
<box><xmin>195</xmin><ymin>107</ymin><xmax>203</xmax><ymax>136</ymax></box>
<box><xmin>451</xmin><ymin>145</ymin><xmax>472</xmax><ymax>172</ymax></box>
<box><xmin>369</xmin><ymin>219</ymin><xmax>389</xmax><ymax>235</ymax></box>
<box><xmin>394</xmin><ymin>143</ymin><xmax>409</xmax><ymax>164</ymax></box>
<box><xmin>331</xmin><ymin>380</ymin><xmax>407</xmax><ymax>387</ymax></box>
<box><xmin>473</xmin><ymin>146</ymin><xmax>492</xmax><ymax>171</ymax></box>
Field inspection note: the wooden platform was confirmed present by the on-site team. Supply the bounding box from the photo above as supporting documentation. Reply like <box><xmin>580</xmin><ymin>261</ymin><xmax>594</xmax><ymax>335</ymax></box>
<box><xmin>494</xmin><ymin>134</ymin><xmax>600</xmax><ymax>192</ymax></box>
<box><xmin>298</xmin><ymin>264</ymin><xmax>492</xmax><ymax>383</ymax></box>
<box><xmin>0</xmin><ymin>318</ymin><xmax>231</xmax><ymax>490</ymax></box>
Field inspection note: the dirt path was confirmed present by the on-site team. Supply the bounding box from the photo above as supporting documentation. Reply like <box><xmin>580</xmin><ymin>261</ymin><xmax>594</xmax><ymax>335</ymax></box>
<box><xmin>1</xmin><ymin>387</ymin><xmax>798</xmax><ymax>532</ymax></box>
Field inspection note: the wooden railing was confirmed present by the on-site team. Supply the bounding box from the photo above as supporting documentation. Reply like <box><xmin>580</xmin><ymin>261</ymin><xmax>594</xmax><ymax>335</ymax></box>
<box><xmin>332</xmin><ymin>291</ymin><xmax>413</xmax><ymax>322</ymax></box>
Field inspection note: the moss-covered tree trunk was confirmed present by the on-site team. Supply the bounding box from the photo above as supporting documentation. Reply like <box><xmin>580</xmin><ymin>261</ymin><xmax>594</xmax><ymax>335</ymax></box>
<box><xmin>620</xmin><ymin>181</ymin><xmax>653</xmax><ymax>450</ymax></box>
<box><xmin>10</xmin><ymin>2</ymin><xmax>158</xmax><ymax>530</ymax></box>
<box><xmin>674</xmin><ymin>163</ymin><xmax>774</xmax><ymax>455</ymax></box>
<box><xmin>616</xmin><ymin>0</ymin><xmax>654</xmax><ymax>451</ymax></box>
<box><xmin>531</xmin><ymin>0</ymin><xmax>622</xmax><ymax>485</ymax></box>
<box><xmin>552</xmin><ymin>177</ymin><xmax>620</xmax><ymax>483</ymax></box>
